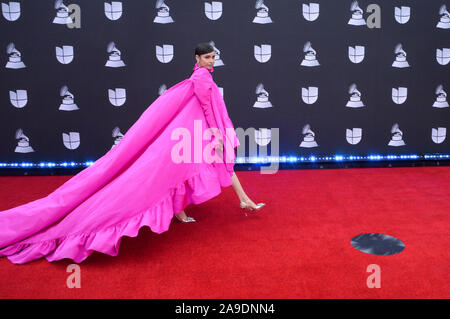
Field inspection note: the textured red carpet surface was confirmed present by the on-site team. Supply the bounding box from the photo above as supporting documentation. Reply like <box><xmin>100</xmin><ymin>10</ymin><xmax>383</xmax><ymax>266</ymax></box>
<box><xmin>0</xmin><ymin>166</ymin><xmax>449</xmax><ymax>298</ymax></box>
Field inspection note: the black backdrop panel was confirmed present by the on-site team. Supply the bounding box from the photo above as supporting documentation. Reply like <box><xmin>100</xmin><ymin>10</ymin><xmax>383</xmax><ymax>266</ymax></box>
<box><xmin>0</xmin><ymin>0</ymin><xmax>449</xmax><ymax>163</ymax></box>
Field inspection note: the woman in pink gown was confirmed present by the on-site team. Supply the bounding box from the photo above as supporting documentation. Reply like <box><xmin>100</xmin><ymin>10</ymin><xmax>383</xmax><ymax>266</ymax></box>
<box><xmin>0</xmin><ymin>43</ymin><xmax>265</xmax><ymax>264</ymax></box>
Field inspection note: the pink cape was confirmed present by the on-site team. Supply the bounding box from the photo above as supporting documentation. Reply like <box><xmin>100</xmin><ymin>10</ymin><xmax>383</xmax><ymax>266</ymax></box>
<box><xmin>0</xmin><ymin>64</ymin><xmax>240</xmax><ymax>264</ymax></box>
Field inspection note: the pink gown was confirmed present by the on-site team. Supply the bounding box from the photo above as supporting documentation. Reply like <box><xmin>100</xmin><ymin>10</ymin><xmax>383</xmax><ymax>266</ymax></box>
<box><xmin>0</xmin><ymin>63</ymin><xmax>240</xmax><ymax>264</ymax></box>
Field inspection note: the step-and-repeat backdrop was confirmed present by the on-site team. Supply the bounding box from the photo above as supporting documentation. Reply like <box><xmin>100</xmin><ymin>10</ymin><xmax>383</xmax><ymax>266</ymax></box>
<box><xmin>1</xmin><ymin>0</ymin><xmax>449</xmax><ymax>163</ymax></box>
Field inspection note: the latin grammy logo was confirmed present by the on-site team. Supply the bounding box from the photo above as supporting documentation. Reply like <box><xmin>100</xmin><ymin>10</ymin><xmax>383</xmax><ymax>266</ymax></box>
<box><xmin>153</xmin><ymin>0</ymin><xmax>174</xmax><ymax>24</ymax></box>
<box><xmin>348</xmin><ymin>1</ymin><xmax>381</xmax><ymax>29</ymax></box>
<box><xmin>111</xmin><ymin>127</ymin><xmax>124</xmax><ymax>149</ymax></box>
<box><xmin>253</xmin><ymin>0</ymin><xmax>273</xmax><ymax>24</ymax></box>
<box><xmin>346</xmin><ymin>83</ymin><xmax>365</xmax><ymax>108</ymax></box>
<box><xmin>433</xmin><ymin>85</ymin><xmax>449</xmax><ymax>108</ymax></box>
<box><xmin>392</xmin><ymin>44</ymin><xmax>410</xmax><ymax>68</ymax></box>
<box><xmin>5</xmin><ymin>42</ymin><xmax>25</xmax><ymax>69</ymax></box>
<box><xmin>14</xmin><ymin>128</ymin><xmax>35</xmax><ymax>153</ymax></box>
<box><xmin>437</xmin><ymin>5</ymin><xmax>450</xmax><ymax>29</ymax></box>
<box><xmin>209</xmin><ymin>41</ymin><xmax>224</xmax><ymax>67</ymax></box>
<box><xmin>301</xmin><ymin>41</ymin><xmax>320</xmax><ymax>67</ymax></box>
<box><xmin>59</xmin><ymin>85</ymin><xmax>79</xmax><ymax>111</ymax></box>
<box><xmin>106</xmin><ymin>42</ymin><xmax>126</xmax><ymax>67</ymax></box>
<box><xmin>388</xmin><ymin>123</ymin><xmax>406</xmax><ymax>147</ymax></box>
<box><xmin>53</xmin><ymin>0</ymin><xmax>81</xmax><ymax>29</ymax></box>
<box><xmin>158</xmin><ymin>84</ymin><xmax>167</xmax><ymax>96</ymax></box>
<box><xmin>300</xmin><ymin>124</ymin><xmax>318</xmax><ymax>148</ymax></box>
<box><xmin>253</xmin><ymin>83</ymin><xmax>273</xmax><ymax>108</ymax></box>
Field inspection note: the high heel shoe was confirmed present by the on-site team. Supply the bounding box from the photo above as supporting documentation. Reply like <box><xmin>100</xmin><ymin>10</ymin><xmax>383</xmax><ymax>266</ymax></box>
<box><xmin>240</xmin><ymin>201</ymin><xmax>266</xmax><ymax>216</ymax></box>
<box><xmin>175</xmin><ymin>214</ymin><xmax>196</xmax><ymax>223</ymax></box>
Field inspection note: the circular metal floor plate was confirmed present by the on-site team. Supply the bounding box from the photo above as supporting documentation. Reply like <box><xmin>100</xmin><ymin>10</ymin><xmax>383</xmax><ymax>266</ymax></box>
<box><xmin>351</xmin><ymin>233</ymin><xmax>405</xmax><ymax>255</ymax></box>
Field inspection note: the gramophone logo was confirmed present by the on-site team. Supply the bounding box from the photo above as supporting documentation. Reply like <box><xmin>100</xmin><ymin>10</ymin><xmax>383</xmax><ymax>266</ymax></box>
<box><xmin>205</xmin><ymin>1</ymin><xmax>222</xmax><ymax>20</ymax></box>
<box><xmin>9</xmin><ymin>89</ymin><xmax>27</xmax><ymax>108</ymax></box>
<box><xmin>253</xmin><ymin>83</ymin><xmax>273</xmax><ymax>108</ymax></box>
<box><xmin>212</xmin><ymin>43</ymin><xmax>228</xmax><ymax>64</ymax></box>
<box><xmin>431</xmin><ymin>127</ymin><xmax>447</xmax><ymax>144</ymax></box>
<box><xmin>153</xmin><ymin>0</ymin><xmax>174</xmax><ymax>24</ymax></box>
<box><xmin>105</xmin><ymin>42</ymin><xmax>126</xmax><ymax>67</ymax></box>
<box><xmin>348</xmin><ymin>45</ymin><xmax>365</xmax><ymax>63</ymax></box>
<box><xmin>59</xmin><ymin>85</ymin><xmax>79</xmax><ymax>111</ymax></box>
<box><xmin>62</xmin><ymin>132</ymin><xmax>80</xmax><ymax>150</ymax></box>
<box><xmin>111</xmin><ymin>126</ymin><xmax>124</xmax><ymax>149</ymax></box>
<box><xmin>5</xmin><ymin>43</ymin><xmax>25</xmax><ymax>69</ymax></box>
<box><xmin>14</xmin><ymin>128</ymin><xmax>34</xmax><ymax>153</ymax></box>
<box><xmin>346</xmin><ymin>128</ymin><xmax>362</xmax><ymax>145</ymax></box>
<box><xmin>388</xmin><ymin>123</ymin><xmax>406</xmax><ymax>146</ymax></box>
<box><xmin>104</xmin><ymin>1</ymin><xmax>122</xmax><ymax>21</ymax></box>
<box><xmin>436</xmin><ymin>48</ymin><xmax>450</xmax><ymax>65</ymax></box>
<box><xmin>55</xmin><ymin>45</ymin><xmax>74</xmax><ymax>64</ymax></box>
<box><xmin>348</xmin><ymin>1</ymin><xmax>366</xmax><ymax>26</ymax></box>
<box><xmin>432</xmin><ymin>85</ymin><xmax>449</xmax><ymax>108</ymax></box>
<box><xmin>253</xmin><ymin>0</ymin><xmax>273</xmax><ymax>24</ymax></box>
<box><xmin>392</xmin><ymin>44</ymin><xmax>410</xmax><ymax>68</ymax></box>
<box><xmin>346</xmin><ymin>83</ymin><xmax>365</xmax><ymax>108</ymax></box>
<box><xmin>108</xmin><ymin>88</ymin><xmax>126</xmax><ymax>107</ymax></box>
<box><xmin>436</xmin><ymin>5</ymin><xmax>450</xmax><ymax>29</ymax></box>
<box><xmin>394</xmin><ymin>6</ymin><xmax>410</xmax><ymax>24</ymax></box>
<box><xmin>300</xmin><ymin>124</ymin><xmax>318</xmax><ymax>148</ymax></box>
<box><xmin>1</xmin><ymin>1</ymin><xmax>20</xmax><ymax>21</ymax></box>
<box><xmin>209</xmin><ymin>41</ymin><xmax>224</xmax><ymax>66</ymax></box>
<box><xmin>302</xmin><ymin>3</ymin><xmax>319</xmax><ymax>22</ymax></box>
<box><xmin>53</xmin><ymin>0</ymin><xmax>73</xmax><ymax>24</ymax></box>
<box><xmin>255</xmin><ymin>128</ymin><xmax>271</xmax><ymax>146</ymax></box>
<box><xmin>156</xmin><ymin>44</ymin><xmax>173</xmax><ymax>63</ymax></box>
<box><xmin>301</xmin><ymin>41</ymin><xmax>319</xmax><ymax>67</ymax></box>
<box><xmin>301</xmin><ymin>86</ymin><xmax>318</xmax><ymax>104</ymax></box>
<box><xmin>254</xmin><ymin>44</ymin><xmax>271</xmax><ymax>63</ymax></box>
<box><xmin>158</xmin><ymin>84</ymin><xmax>167</xmax><ymax>96</ymax></box>
<box><xmin>392</xmin><ymin>87</ymin><xmax>408</xmax><ymax>104</ymax></box>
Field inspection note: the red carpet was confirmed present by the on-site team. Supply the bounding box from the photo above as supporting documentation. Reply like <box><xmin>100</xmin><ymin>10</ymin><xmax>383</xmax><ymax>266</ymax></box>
<box><xmin>0</xmin><ymin>166</ymin><xmax>449</xmax><ymax>298</ymax></box>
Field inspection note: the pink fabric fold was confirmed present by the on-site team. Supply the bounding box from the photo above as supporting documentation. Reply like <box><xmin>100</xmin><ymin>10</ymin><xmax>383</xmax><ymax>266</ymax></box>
<box><xmin>0</xmin><ymin>63</ymin><xmax>240</xmax><ymax>264</ymax></box>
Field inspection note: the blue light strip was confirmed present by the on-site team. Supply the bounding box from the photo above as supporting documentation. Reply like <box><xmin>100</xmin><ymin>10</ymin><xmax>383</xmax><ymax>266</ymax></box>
<box><xmin>0</xmin><ymin>154</ymin><xmax>449</xmax><ymax>168</ymax></box>
<box><xmin>0</xmin><ymin>161</ymin><xmax>95</xmax><ymax>168</ymax></box>
<box><xmin>235</xmin><ymin>154</ymin><xmax>449</xmax><ymax>164</ymax></box>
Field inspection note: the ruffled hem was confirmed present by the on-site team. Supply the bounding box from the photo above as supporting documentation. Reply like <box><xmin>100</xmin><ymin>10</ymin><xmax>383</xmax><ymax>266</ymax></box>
<box><xmin>0</xmin><ymin>165</ymin><xmax>232</xmax><ymax>265</ymax></box>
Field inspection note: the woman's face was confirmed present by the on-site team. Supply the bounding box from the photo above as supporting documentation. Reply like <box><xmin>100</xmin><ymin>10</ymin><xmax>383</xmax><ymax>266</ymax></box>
<box><xmin>195</xmin><ymin>51</ymin><xmax>215</xmax><ymax>70</ymax></box>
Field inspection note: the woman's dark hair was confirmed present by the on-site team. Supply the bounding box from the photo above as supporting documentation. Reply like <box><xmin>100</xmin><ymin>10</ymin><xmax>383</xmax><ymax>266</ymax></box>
<box><xmin>195</xmin><ymin>42</ymin><xmax>215</xmax><ymax>56</ymax></box>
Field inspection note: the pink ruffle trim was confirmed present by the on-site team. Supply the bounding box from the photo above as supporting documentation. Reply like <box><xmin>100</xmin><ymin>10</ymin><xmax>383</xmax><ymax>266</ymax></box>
<box><xmin>0</xmin><ymin>165</ymin><xmax>232</xmax><ymax>264</ymax></box>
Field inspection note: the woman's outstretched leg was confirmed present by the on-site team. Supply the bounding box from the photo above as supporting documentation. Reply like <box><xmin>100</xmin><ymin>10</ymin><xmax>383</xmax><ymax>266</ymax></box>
<box><xmin>175</xmin><ymin>171</ymin><xmax>262</xmax><ymax>220</ymax></box>
<box><xmin>231</xmin><ymin>171</ymin><xmax>262</xmax><ymax>209</ymax></box>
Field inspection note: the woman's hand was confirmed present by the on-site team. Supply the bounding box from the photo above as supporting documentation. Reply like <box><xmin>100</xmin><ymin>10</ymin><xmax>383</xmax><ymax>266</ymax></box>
<box><xmin>215</xmin><ymin>138</ymin><xmax>224</xmax><ymax>152</ymax></box>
